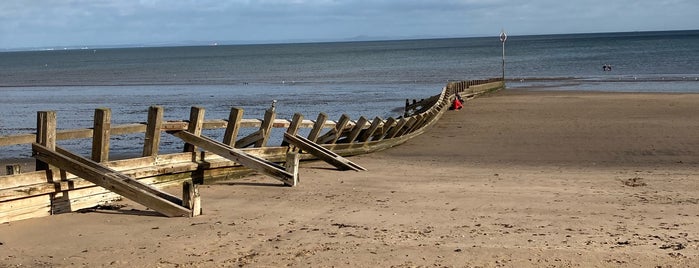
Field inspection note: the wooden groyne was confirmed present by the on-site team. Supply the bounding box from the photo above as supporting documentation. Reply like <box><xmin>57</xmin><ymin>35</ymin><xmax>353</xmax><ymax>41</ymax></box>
<box><xmin>0</xmin><ymin>79</ymin><xmax>504</xmax><ymax>223</ymax></box>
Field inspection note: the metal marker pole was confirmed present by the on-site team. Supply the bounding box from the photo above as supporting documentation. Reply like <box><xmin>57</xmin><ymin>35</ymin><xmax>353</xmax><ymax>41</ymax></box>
<box><xmin>500</xmin><ymin>29</ymin><xmax>507</xmax><ymax>86</ymax></box>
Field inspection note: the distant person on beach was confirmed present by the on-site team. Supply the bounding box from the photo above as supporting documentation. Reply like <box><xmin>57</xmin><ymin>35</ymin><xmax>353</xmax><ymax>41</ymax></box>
<box><xmin>451</xmin><ymin>95</ymin><xmax>463</xmax><ymax>110</ymax></box>
<box><xmin>603</xmin><ymin>64</ymin><xmax>612</xmax><ymax>71</ymax></box>
<box><xmin>456</xmin><ymin>93</ymin><xmax>465</xmax><ymax>103</ymax></box>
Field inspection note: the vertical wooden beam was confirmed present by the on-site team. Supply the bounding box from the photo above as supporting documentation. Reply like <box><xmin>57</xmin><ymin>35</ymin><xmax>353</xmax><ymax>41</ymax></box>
<box><xmin>345</xmin><ymin>116</ymin><xmax>368</xmax><ymax>143</ymax></box>
<box><xmin>404</xmin><ymin>99</ymin><xmax>410</xmax><ymax>117</ymax></box>
<box><xmin>143</xmin><ymin>106</ymin><xmax>164</xmax><ymax>157</ymax></box>
<box><xmin>222</xmin><ymin>107</ymin><xmax>244</xmax><ymax>147</ymax></box>
<box><xmin>307</xmin><ymin>112</ymin><xmax>328</xmax><ymax>143</ymax></box>
<box><xmin>255</xmin><ymin>107</ymin><xmax>276</xmax><ymax>147</ymax></box>
<box><xmin>6</xmin><ymin>164</ymin><xmax>21</xmax><ymax>175</ymax></box>
<box><xmin>281</xmin><ymin>113</ymin><xmax>304</xmax><ymax>147</ymax></box>
<box><xmin>182</xmin><ymin>181</ymin><xmax>201</xmax><ymax>217</ymax></box>
<box><xmin>284</xmin><ymin>152</ymin><xmax>299</xmax><ymax>186</ymax></box>
<box><xmin>36</xmin><ymin>111</ymin><xmax>56</xmax><ymax>173</ymax></box>
<box><xmin>91</xmin><ymin>108</ymin><xmax>111</xmax><ymax>162</ymax></box>
<box><xmin>183</xmin><ymin>106</ymin><xmax>205</xmax><ymax>152</ymax></box>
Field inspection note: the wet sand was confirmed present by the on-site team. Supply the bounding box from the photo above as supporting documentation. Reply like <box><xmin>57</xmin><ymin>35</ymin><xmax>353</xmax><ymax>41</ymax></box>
<box><xmin>1</xmin><ymin>90</ymin><xmax>698</xmax><ymax>267</ymax></box>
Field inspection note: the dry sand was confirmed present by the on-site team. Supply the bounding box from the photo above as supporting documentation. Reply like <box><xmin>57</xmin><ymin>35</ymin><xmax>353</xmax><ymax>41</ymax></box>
<box><xmin>1</xmin><ymin>90</ymin><xmax>698</xmax><ymax>267</ymax></box>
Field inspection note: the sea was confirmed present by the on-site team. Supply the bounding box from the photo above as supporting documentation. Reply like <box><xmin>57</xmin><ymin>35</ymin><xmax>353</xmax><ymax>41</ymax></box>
<box><xmin>1</xmin><ymin>30</ymin><xmax>698</xmax><ymax>157</ymax></box>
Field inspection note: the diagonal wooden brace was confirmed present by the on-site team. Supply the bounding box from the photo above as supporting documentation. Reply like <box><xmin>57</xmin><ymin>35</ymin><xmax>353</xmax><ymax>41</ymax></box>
<box><xmin>169</xmin><ymin>130</ymin><xmax>296</xmax><ymax>186</ymax></box>
<box><xmin>283</xmin><ymin>132</ymin><xmax>367</xmax><ymax>171</ymax></box>
<box><xmin>32</xmin><ymin>143</ymin><xmax>192</xmax><ymax>217</ymax></box>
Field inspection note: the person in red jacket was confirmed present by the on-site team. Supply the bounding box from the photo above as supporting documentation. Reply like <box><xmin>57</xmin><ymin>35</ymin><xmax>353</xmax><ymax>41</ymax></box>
<box><xmin>451</xmin><ymin>95</ymin><xmax>463</xmax><ymax>110</ymax></box>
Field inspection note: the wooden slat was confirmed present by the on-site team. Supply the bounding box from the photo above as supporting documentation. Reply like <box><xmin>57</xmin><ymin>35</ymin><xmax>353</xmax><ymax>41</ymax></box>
<box><xmin>32</xmin><ymin>144</ymin><xmax>191</xmax><ymax>217</ymax></box>
<box><xmin>169</xmin><ymin>131</ymin><xmax>295</xmax><ymax>186</ymax></box>
<box><xmin>0</xmin><ymin>194</ymin><xmax>51</xmax><ymax>223</ymax></box>
<box><xmin>235</xmin><ymin>130</ymin><xmax>263</xmax><ymax>148</ymax></box>
<box><xmin>283</xmin><ymin>133</ymin><xmax>366</xmax><ymax>171</ymax></box>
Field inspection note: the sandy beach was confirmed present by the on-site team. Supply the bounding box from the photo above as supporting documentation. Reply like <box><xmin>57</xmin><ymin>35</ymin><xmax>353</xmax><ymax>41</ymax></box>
<box><xmin>1</xmin><ymin>89</ymin><xmax>698</xmax><ymax>267</ymax></box>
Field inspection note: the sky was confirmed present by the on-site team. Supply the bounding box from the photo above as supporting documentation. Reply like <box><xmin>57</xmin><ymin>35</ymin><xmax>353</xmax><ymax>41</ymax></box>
<box><xmin>1</xmin><ymin>0</ymin><xmax>697</xmax><ymax>49</ymax></box>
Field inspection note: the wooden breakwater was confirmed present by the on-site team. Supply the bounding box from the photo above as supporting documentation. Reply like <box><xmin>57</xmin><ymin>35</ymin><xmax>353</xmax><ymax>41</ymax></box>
<box><xmin>0</xmin><ymin>79</ymin><xmax>504</xmax><ymax>223</ymax></box>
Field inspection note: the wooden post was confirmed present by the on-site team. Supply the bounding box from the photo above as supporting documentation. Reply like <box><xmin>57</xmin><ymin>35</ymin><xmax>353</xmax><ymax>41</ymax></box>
<box><xmin>255</xmin><ymin>106</ymin><xmax>276</xmax><ymax>147</ymax></box>
<box><xmin>284</xmin><ymin>152</ymin><xmax>300</xmax><ymax>186</ymax></box>
<box><xmin>404</xmin><ymin>99</ymin><xmax>410</xmax><ymax>117</ymax></box>
<box><xmin>307</xmin><ymin>112</ymin><xmax>327</xmax><ymax>143</ymax></box>
<box><xmin>182</xmin><ymin>181</ymin><xmax>202</xmax><ymax>216</ymax></box>
<box><xmin>143</xmin><ymin>106</ymin><xmax>164</xmax><ymax>157</ymax></box>
<box><xmin>281</xmin><ymin>113</ymin><xmax>304</xmax><ymax>147</ymax></box>
<box><xmin>385</xmin><ymin>118</ymin><xmax>408</xmax><ymax>139</ymax></box>
<box><xmin>395</xmin><ymin>117</ymin><xmax>418</xmax><ymax>137</ymax></box>
<box><xmin>222</xmin><ymin>107</ymin><xmax>244</xmax><ymax>147</ymax></box>
<box><xmin>6</xmin><ymin>164</ymin><xmax>21</xmax><ymax>175</ymax></box>
<box><xmin>36</xmin><ymin>111</ymin><xmax>56</xmax><ymax>174</ymax></box>
<box><xmin>345</xmin><ymin>116</ymin><xmax>368</xmax><ymax>143</ymax></box>
<box><xmin>317</xmin><ymin>114</ymin><xmax>350</xmax><ymax>145</ymax></box>
<box><xmin>359</xmin><ymin>116</ymin><xmax>383</xmax><ymax>142</ymax></box>
<box><xmin>183</xmin><ymin>106</ymin><xmax>205</xmax><ymax>152</ymax></box>
<box><xmin>373</xmin><ymin>117</ymin><xmax>396</xmax><ymax>141</ymax></box>
<box><xmin>91</xmin><ymin>108</ymin><xmax>111</xmax><ymax>162</ymax></box>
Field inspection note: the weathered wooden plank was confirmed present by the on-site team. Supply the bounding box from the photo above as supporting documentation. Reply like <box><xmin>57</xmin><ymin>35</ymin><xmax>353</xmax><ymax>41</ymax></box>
<box><xmin>343</xmin><ymin>116</ymin><xmax>368</xmax><ymax>143</ymax></box>
<box><xmin>32</xmin><ymin>144</ymin><xmax>191</xmax><ymax>217</ymax></box>
<box><xmin>358</xmin><ymin>117</ymin><xmax>383</xmax><ymax>142</ymax></box>
<box><xmin>384</xmin><ymin>118</ymin><xmax>407</xmax><ymax>140</ymax></box>
<box><xmin>317</xmin><ymin>114</ymin><xmax>350</xmax><ymax>145</ymax></box>
<box><xmin>373</xmin><ymin>117</ymin><xmax>396</xmax><ymax>141</ymax></box>
<box><xmin>281</xmin><ymin>113</ymin><xmax>304</xmax><ymax>147</ymax></box>
<box><xmin>161</xmin><ymin>121</ymin><xmax>189</xmax><ymax>131</ymax></box>
<box><xmin>143</xmin><ymin>106</ymin><xmax>164</xmax><ymax>157</ymax></box>
<box><xmin>307</xmin><ymin>113</ymin><xmax>328</xmax><ymax>142</ymax></box>
<box><xmin>92</xmin><ymin>108</ymin><xmax>112</xmax><ymax>162</ymax></box>
<box><xmin>54</xmin><ymin>146</ymin><xmax>183</xmax><ymax>205</ymax></box>
<box><xmin>0</xmin><ymin>194</ymin><xmax>51</xmax><ymax>223</ymax></box>
<box><xmin>284</xmin><ymin>152</ymin><xmax>300</xmax><ymax>187</ymax></box>
<box><xmin>109</xmin><ymin>123</ymin><xmax>148</xmax><ymax>135</ymax></box>
<box><xmin>283</xmin><ymin>133</ymin><xmax>366</xmax><ymax>171</ymax></box>
<box><xmin>0</xmin><ymin>134</ymin><xmax>35</xmax><ymax>146</ymax></box>
<box><xmin>170</xmin><ymin>131</ymin><xmax>295</xmax><ymax>185</ymax></box>
<box><xmin>36</xmin><ymin>111</ymin><xmax>56</xmax><ymax>173</ymax></box>
<box><xmin>182</xmin><ymin>181</ymin><xmax>201</xmax><ymax>216</ymax></box>
<box><xmin>223</xmin><ymin>107</ymin><xmax>244</xmax><ymax>147</ymax></box>
<box><xmin>235</xmin><ymin>130</ymin><xmax>264</xmax><ymax>148</ymax></box>
<box><xmin>255</xmin><ymin>107</ymin><xmax>276</xmax><ymax>148</ymax></box>
<box><xmin>183</xmin><ymin>107</ymin><xmax>206</xmax><ymax>152</ymax></box>
<box><xmin>52</xmin><ymin>188</ymin><xmax>121</xmax><ymax>214</ymax></box>
<box><xmin>407</xmin><ymin>116</ymin><xmax>422</xmax><ymax>135</ymax></box>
